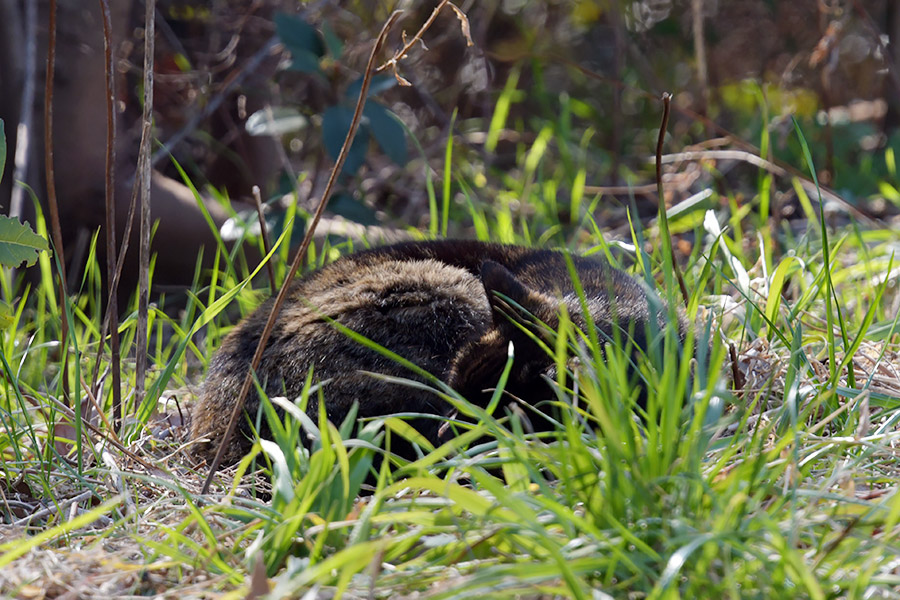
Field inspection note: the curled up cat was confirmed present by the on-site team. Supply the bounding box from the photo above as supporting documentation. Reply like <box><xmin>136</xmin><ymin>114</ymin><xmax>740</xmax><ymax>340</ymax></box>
<box><xmin>190</xmin><ymin>240</ymin><xmax>688</xmax><ymax>466</ymax></box>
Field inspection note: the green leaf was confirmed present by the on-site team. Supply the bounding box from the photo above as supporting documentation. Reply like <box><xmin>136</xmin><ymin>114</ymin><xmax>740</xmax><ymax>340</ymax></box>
<box><xmin>764</xmin><ymin>256</ymin><xmax>799</xmax><ymax>338</ymax></box>
<box><xmin>328</xmin><ymin>192</ymin><xmax>379</xmax><ymax>226</ymax></box>
<box><xmin>0</xmin><ymin>302</ymin><xmax>12</xmax><ymax>329</ymax></box>
<box><xmin>322</xmin><ymin>105</ymin><xmax>369</xmax><ymax>174</ymax></box>
<box><xmin>321</xmin><ymin>21</ymin><xmax>343</xmax><ymax>58</ymax></box>
<box><xmin>345</xmin><ymin>74</ymin><xmax>397</xmax><ymax>102</ymax></box>
<box><xmin>364</xmin><ymin>102</ymin><xmax>407</xmax><ymax>166</ymax></box>
<box><xmin>0</xmin><ymin>215</ymin><xmax>50</xmax><ymax>268</ymax></box>
<box><xmin>878</xmin><ymin>180</ymin><xmax>900</xmax><ymax>207</ymax></box>
<box><xmin>384</xmin><ymin>416</ymin><xmax>435</xmax><ymax>452</ymax></box>
<box><xmin>287</xmin><ymin>50</ymin><xmax>323</xmax><ymax>75</ymax></box>
<box><xmin>274</xmin><ymin>13</ymin><xmax>323</xmax><ymax>73</ymax></box>
<box><xmin>274</xmin><ymin>13</ymin><xmax>323</xmax><ymax>57</ymax></box>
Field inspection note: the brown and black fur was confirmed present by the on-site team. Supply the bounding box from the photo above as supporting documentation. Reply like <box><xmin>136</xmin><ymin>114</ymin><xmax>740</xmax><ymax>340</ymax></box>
<box><xmin>190</xmin><ymin>240</ymin><xmax>683</xmax><ymax>465</ymax></box>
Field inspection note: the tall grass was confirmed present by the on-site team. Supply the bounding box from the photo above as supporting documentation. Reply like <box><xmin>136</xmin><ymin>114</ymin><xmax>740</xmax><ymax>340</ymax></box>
<box><xmin>3</xmin><ymin>81</ymin><xmax>900</xmax><ymax>600</ymax></box>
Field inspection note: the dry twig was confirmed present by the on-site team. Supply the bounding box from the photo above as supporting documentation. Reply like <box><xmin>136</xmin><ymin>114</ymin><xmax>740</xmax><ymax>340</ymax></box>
<box><xmin>135</xmin><ymin>0</ymin><xmax>157</xmax><ymax>409</ymax></box>
<box><xmin>376</xmin><ymin>0</ymin><xmax>472</xmax><ymax>85</ymax></box>
<box><xmin>98</xmin><ymin>0</ymin><xmax>122</xmax><ymax>428</ymax></box>
<box><xmin>654</xmin><ymin>93</ymin><xmax>690</xmax><ymax>309</ymax></box>
<box><xmin>43</xmin><ymin>0</ymin><xmax>70</xmax><ymax>397</ymax></box>
<box><xmin>200</xmin><ymin>11</ymin><xmax>405</xmax><ymax>494</ymax></box>
<box><xmin>252</xmin><ymin>185</ymin><xmax>277</xmax><ymax>295</ymax></box>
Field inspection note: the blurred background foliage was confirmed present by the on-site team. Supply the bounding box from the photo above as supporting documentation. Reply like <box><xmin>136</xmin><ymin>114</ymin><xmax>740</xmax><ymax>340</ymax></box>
<box><xmin>3</xmin><ymin>0</ymin><xmax>899</xmax><ymax>292</ymax></box>
<box><xmin>148</xmin><ymin>0</ymin><xmax>899</xmax><ymax>233</ymax></box>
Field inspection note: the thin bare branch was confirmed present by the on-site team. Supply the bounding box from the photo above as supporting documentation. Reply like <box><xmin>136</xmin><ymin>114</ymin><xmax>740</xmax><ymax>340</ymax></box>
<box><xmin>44</xmin><ymin>0</ymin><xmax>71</xmax><ymax>416</ymax></box>
<box><xmin>98</xmin><ymin>0</ymin><xmax>122</xmax><ymax>429</ymax></box>
<box><xmin>135</xmin><ymin>0</ymin><xmax>157</xmax><ymax>412</ymax></box>
<box><xmin>200</xmin><ymin>11</ymin><xmax>405</xmax><ymax>494</ymax></box>
<box><xmin>252</xmin><ymin>185</ymin><xmax>277</xmax><ymax>295</ymax></box>
<box><xmin>377</xmin><ymin>0</ymin><xmax>472</xmax><ymax>85</ymax></box>
<box><xmin>654</xmin><ymin>93</ymin><xmax>689</xmax><ymax>310</ymax></box>
<box><xmin>43</xmin><ymin>0</ymin><xmax>67</xmax><ymax>306</ymax></box>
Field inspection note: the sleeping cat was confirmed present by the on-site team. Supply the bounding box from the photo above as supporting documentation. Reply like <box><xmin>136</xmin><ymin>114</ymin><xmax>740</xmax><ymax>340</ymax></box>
<box><xmin>190</xmin><ymin>240</ymin><xmax>684</xmax><ymax>465</ymax></box>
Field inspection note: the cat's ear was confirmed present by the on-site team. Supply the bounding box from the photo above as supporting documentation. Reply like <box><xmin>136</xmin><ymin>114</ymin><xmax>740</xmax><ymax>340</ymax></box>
<box><xmin>480</xmin><ymin>260</ymin><xmax>560</xmax><ymax>339</ymax></box>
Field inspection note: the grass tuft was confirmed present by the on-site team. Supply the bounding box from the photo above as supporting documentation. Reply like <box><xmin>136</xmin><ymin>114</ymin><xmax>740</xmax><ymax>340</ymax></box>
<box><xmin>2</xmin><ymin>76</ymin><xmax>900</xmax><ymax>600</ymax></box>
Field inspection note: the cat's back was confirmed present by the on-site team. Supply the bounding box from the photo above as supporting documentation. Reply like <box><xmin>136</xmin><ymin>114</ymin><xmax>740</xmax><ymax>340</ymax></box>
<box><xmin>191</xmin><ymin>244</ymin><xmax>497</xmax><ymax>463</ymax></box>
